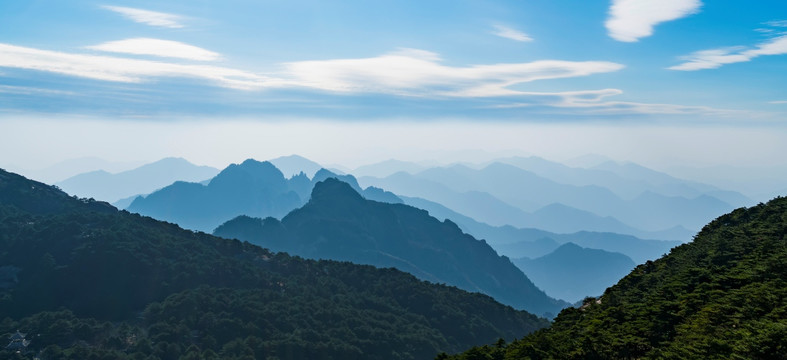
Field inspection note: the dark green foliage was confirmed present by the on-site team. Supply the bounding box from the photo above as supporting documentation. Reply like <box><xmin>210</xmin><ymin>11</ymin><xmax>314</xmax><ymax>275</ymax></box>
<box><xmin>0</xmin><ymin>169</ymin><xmax>548</xmax><ymax>359</ymax></box>
<box><xmin>215</xmin><ymin>178</ymin><xmax>568</xmax><ymax>317</ymax></box>
<box><xmin>444</xmin><ymin>197</ymin><xmax>787</xmax><ymax>359</ymax></box>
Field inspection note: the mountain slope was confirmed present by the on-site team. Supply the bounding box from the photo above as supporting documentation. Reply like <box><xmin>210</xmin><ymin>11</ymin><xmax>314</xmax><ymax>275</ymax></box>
<box><xmin>214</xmin><ymin>178</ymin><xmax>568</xmax><ymax>317</ymax></box>
<box><xmin>445</xmin><ymin>197</ymin><xmax>787</xmax><ymax>359</ymax></box>
<box><xmin>0</xmin><ymin>168</ymin><xmax>548</xmax><ymax>359</ymax></box>
<box><xmin>55</xmin><ymin>157</ymin><xmax>219</xmax><ymax>203</ymax></box>
<box><xmin>512</xmin><ymin>243</ymin><xmax>636</xmax><ymax>303</ymax></box>
<box><xmin>401</xmin><ymin>196</ymin><xmax>681</xmax><ymax>263</ymax></box>
<box><xmin>127</xmin><ymin>159</ymin><xmax>309</xmax><ymax>232</ymax></box>
<box><xmin>268</xmin><ymin>154</ymin><xmax>323</xmax><ymax>178</ymax></box>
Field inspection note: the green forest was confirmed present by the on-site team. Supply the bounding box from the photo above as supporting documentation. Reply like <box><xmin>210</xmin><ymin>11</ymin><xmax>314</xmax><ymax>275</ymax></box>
<box><xmin>0</xmin><ymin>169</ymin><xmax>547</xmax><ymax>359</ymax></box>
<box><xmin>443</xmin><ymin>197</ymin><xmax>787</xmax><ymax>359</ymax></box>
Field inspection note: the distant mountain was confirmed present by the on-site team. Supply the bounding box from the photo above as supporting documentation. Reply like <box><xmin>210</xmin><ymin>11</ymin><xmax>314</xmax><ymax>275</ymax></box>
<box><xmin>363</xmin><ymin>162</ymin><xmax>735</xmax><ymax>235</ymax></box>
<box><xmin>13</xmin><ymin>157</ymin><xmax>144</xmax><ymax>184</ymax></box>
<box><xmin>352</xmin><ymin>159</ymin><xmax>427</xmax><ymax>178</ymax></box>
<box><xmin>512</xmin><ymin>243</ymin><xmax>636</xmax><ymax>303</ymax></box>
<box><xmin>400</xmin><ymin>196</ymin><xmax>681</xmax><ymax>263</ymax></box>
<box><xmin>0</xmin><ymin>168</ymin><xmax>549</xmax><ymax>359</ymax></box>
<box><xmin>127</xmin><ymin>159</ymin><xmax>306</xmax><ymax>232</ymax></box>
<box><xmin>494</xmin><ymin>156</ymin><xmax>751</xmax><ymax>206</ymax></box>
<box><xmin>214</xmin><ymin>178</ymin><xmax>569</xmax><ymax>317</ymax></box>
<box><xmin>268</xmin><ymin>154</ymin><xmax>323</xmax><ymax>178</ymax></box>
<box><xmin>56</xmin><ymin>157</ymin><xmax>219</xmax><ymax>203</ymax></box>
<box><xmin>111</xmin><ymin>194</ymin><xmax>139</xmax><ymax>209</ymax></box>
<box><xmin>447</xmin><ymin>196</ymin><xmax>787</xmax><ymax>359</ymax></box>
<box><xmin>127</xmin><ymin>159</ymin><xmax>403</xmax><ymax>232</ymax></box>
<box><xmin>530</xmin><ymin>203</ymin><xmax>695</xmax><ymax>240</ymax></box>
<box><xmin>359</xmin><ymin>172</ymin><xmax>536</xmax><ymax>227</ymax></box>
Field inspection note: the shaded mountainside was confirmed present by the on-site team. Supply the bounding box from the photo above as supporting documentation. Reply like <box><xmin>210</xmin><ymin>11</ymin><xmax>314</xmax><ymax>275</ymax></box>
<box><xmin>512</xmin><ymin>243</ymin><xmax>636</xmax><ymax>303</ymax></box>
<box><xmin>0</xmin><ymin>169</ymin><xmax>549</xmax><ymax>360</ymax></box>
<box><xmin>214</xmin><ymin>178</ymin><xmax>568</xmax><ymax>317</ymax></box>
<box><xmin>445</xmin><ymin>197</ymin><xmax>787</xmax><ymax>360</ymax></box>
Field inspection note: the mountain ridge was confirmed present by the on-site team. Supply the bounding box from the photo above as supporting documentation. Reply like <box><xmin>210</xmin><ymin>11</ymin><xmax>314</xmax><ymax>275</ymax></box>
<box><xmin>214</xmin><ymin>178</ymin><xmax>569</xmax><ymax>317</ymax></box>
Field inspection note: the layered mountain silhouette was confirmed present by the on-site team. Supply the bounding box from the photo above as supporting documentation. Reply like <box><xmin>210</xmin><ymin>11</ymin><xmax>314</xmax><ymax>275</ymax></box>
<box><xmin>351</xmin><ymin>159</ymin><xmax>427</xmax><ymax>178</ymax></box>
<box><xmin>512</xmin><ymin>243</ymin><xmax>636</xmax><ymax>303</ymax></box>
<box><xmin>126</xmin><ymin>159</ymin><xmax>392</xmax><ymax>233</ymax></box>
<box><xmin>127</xmin><ymin>159</ymin><xmax>306</xmax><ymax>232</ymax></box>
<box><xmin>495</xmin><ymin>156</ymin><xmax>751</xmax><ymax>206</ymax></box>
<box><xmin>447</xmin><ymin>196</ymin><xmax>787</xmax><ymax>359</ymax></box>
<box><xmin>56</xmin><ymin>157</ymin><xmax>218</xmax><ymax>203</ymax></box>
<box><xmin>360</xmin><ymin>161</ymin><xmax>738</xmax><ymax>238</ymax></box>
<box><xmin>400</xmin><ymin>196</ymin><xmax>681</xmax><ymax>264</ymax></box>
<box><xmin>214</xmin><ymin>178</ymin><xmax>569</xmax><ymax>317</ymax></box>
<box><xmin>268</xmin><ymin>154</ymin><xmax>323</xmax><ymax>178</ymax></box>
<box><xmin>0</xmin><ymin>168</ymin><xmax>549</xmax><ymax>359</ymax></box>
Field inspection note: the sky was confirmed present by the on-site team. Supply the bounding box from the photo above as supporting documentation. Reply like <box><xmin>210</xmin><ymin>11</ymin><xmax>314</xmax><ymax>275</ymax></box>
<box><xmin>1</xmin><ymin>0</ymin><xmax>787</xmax><ymax>189</ymax></box>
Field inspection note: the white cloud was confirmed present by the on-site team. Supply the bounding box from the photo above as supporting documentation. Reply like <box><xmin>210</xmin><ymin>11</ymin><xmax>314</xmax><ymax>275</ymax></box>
<box><xmin>492</xmin><ymin>88</ymin><xmax>743</xmax><ymax>117</ymax></box>
<box><xmin>606</xmin><ymin>0</ymin><xmax>702</xmax><ymax>42</ymax></box>
<box><xmin>770</xmin><ymin>100</ymin><xmax>787</xmax><ymax>104</ymax></box>
<box><xmin>1</xmin><ymin>43</ymin><xmax>740</xmax><ymax>118</ymax></box>
<box><xmin>280</xmin><ymin>48</ymin><xmax>623</xmax><ymax>97</ymax></box>
<box><xmin>0</xmin><ymin>85</ymin><xmax>76</xmax><ymax>96</ymax></box>
<box><xmin>765</xmin><ymin>20</ymin><xmax>787</xmax><ymax>28</ymax></box>
<box><xmin>0</xmin><ymin>43</ymin><xmax>276</xmax><ymax>90</ymax></box>
<box><xmin>491</xmin><ymin>24</ymin><xmax>533</xmax><ymax>42</ymax></box>
<box><xmin>0</xmin><ymin>45</ymin><xmax>623</xmax><ymax>97</ymax></box>
<box><xmin>670</xmin><ymin>35</ymin><xmax>787</xmax><ymax>70</ymax></box>
<box><xmin>102</xmin><ymin>5</ymin><xmax>184</xmax><ymax>29</ymax></box>
<box><xmin>86</xmin><ymin>38</ymin><xmax>221</xmax><ymax>61</ymax></box>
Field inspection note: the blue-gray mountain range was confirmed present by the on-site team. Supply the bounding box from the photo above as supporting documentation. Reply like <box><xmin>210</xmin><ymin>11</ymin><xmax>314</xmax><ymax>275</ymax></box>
<box><xmin>358</xmin><ymin>161</ymin><xmax>747</xmax><ymax>239</ymax></box>
<box><xmin>56</xmin><ymin>157</ymin><xmax>219</xmax><ymax>203</ymax></box>
<box><xmin>126</xmin><ymin>159</ymin><xmax>395</xmax><ymax>233</ymax></box>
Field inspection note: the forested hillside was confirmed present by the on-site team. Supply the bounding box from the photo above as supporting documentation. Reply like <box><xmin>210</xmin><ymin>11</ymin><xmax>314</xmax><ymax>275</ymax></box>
<box><xmin>0</xmin><ymin>169</ymin><xmax>548</xmax><ymax>360</ymax></box>
<box><xmin>443</xmin><ymin>197</ymin><xmax>787</xmax><ymax>359</ymax></box>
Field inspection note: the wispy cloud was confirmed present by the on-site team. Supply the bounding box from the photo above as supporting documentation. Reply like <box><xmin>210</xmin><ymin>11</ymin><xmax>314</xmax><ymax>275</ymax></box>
<box><xmin>0</xmin><ymin>43</ymin><xmax>275</xmax><ymax>90</ymax></box>
<box><xmin>491</xmin><ymin>24</ymin><xmax>533</xmax><ymax>42</ymax></box>
<box><xmin>669</xmin><ymin>35</ymin><xmax>787</xmax><ymax>70</ymax></box>
<box><xmin>493</xmin><ymin>88</ymin><xmax>744</xmax><ymax>117</ymax></box>
<box><xmin>0</xmin><ymin>85</ymin><xmax>76</xmax><ymax>96</ymax></box>
<box><xmin>280</xmin><ymin>48</ymin><xmax>622</xmax><ymax>97</ymax></box>
<box><xmin>0</xmin><ymin>43</ymin><xmax>745</xmax><ymax>119</ymax></box>
<box><xmin>102</xmin><ymin>5</ymin><xmax>184</xmax><ymax>29</ymax></box>
<box><xmin>770</xmin><ymin>100</ymin><xmax>787</xmax><ymax>104</ymax></box>
<box><xmin>0</xmin><ymin>45</ymin><xmax>623</xmax><ymax>96</ymax></box>
<box><xmin>86</xmin><ymin>38</ymin><xmax>221</xmax><ymax>61</ymax></box>
<box><xmin>606</xmin><ymin>0</ymin><xmax>702</xmax><ymax>42</ymax></box>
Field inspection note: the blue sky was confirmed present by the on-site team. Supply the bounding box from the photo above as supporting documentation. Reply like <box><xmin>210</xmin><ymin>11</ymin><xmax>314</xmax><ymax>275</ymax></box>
<box><xmin>1</xmin><ymin>0</ymin><xmax>787</xmax><ymax>180</ymax></box>
<box><xmin>2</xmin><ymin>0</ymin><xmax>785</xmax><ymax>120</ymax></box>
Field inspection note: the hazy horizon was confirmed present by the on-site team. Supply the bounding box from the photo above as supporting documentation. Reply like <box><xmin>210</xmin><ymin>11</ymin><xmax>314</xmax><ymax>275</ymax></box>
<box><xmin>2</xmin><ymin>0</ymin><xmax>786</xmax><ymax>198</ymax></box>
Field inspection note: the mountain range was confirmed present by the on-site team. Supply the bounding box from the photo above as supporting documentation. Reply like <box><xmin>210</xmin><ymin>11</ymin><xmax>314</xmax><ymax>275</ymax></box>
<box><xmin>214</xmin><ymin>178</ymin><xmax>569</xmax><ymax>317</ymax></box>
<box><xmin>0</xmin><ymin>168</ymin><xmax>549</xmax><ymax>359</ymax></box>
<box><xmin>400</xmin><ymin>195</ymin><xmax>681</xmax><ymax>264</ymax></box>
<box><xmin>126</xmin><ymin>159</ymin><xmax>400</xmax><ymax>233</ymax></box>
<box><xmin>360</xmin><ymin>161</ymin><xmax>740</xmax><ymax>235</ymax></box>
<box><xmin>56</xmin><ymin>157</ymin><xmax>219</xmax><ymax>203</ymax></box>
